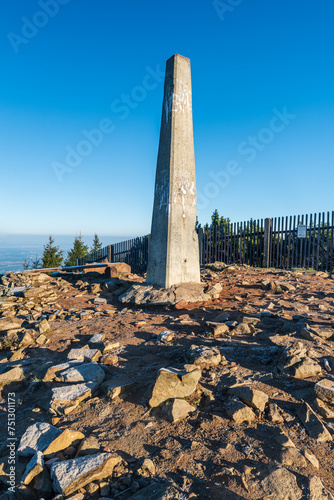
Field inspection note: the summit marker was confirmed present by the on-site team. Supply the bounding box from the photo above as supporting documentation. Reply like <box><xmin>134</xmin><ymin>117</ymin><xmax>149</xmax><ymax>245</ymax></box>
<box><xmin>146</xmin><ymin>54</ymin><xmax>200</xmax><ymax>288</ymax></box>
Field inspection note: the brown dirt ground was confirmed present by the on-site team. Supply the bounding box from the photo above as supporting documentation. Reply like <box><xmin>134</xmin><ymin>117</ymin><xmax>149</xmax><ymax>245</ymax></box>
<box><xmin>1</xmin><ymin>265</ymin><xmax>334</xmax><ymax>499</ymax></box>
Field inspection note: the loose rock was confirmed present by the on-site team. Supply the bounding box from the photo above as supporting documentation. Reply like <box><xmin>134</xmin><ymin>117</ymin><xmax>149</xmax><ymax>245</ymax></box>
<box><xmin>51</xmin><ymin>453</ymin><xmax>122</xmax><ymax>496</ymax></box>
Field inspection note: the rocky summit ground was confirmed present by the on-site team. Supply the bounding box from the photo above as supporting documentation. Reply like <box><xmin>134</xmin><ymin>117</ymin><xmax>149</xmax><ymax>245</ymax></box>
<box><xmin>0</xmin><ymin>264</ymin><xmax>334</xmax><ymax>500</ymax></box>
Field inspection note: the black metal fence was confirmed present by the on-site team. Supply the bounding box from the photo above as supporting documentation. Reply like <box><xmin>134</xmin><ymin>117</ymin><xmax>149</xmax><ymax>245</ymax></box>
<box><xmin>77</xmin><ymin>236</ymin><xmax>150</xmax><ymax>275</ymax></box>
<box><xmin>199</xmin><ymin>211</ymin><xmax>334</xmax><ymax>273</ymax></box>
<box><xmin>78</xmin><ymin>211</ymin><xmax>334</xmax><ymax>275</ymax></box>
<box><xmin>77</xmin><ymin>246</ymin><xmax>110</xmax><ymax>265</ymax></box>
<box><xmin>113</xmin><ymin>235</ymin><xmax>150</xmax><ymax>274</ymax></box>
<box><xmin>269</xmin><ymin>212</ymin><xmax>334</xmax><ymax>271</ymax></box>
<box><xmin>198</xmin><ymin>219</ymin><xmax>265</xmax><ymax>267</ymax></box>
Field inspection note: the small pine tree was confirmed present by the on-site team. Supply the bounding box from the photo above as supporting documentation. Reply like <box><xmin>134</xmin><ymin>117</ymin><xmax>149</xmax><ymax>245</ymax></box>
<box><xmin>31</xmin><ymin>254</ymin><xmax>41</xmax><ymax>269</ymax></box>
<box><xmin>195</xmin><ymin>216</ymin><xmax>202</xmax><ymax>231</ymax></box>
<box><xmin>211</xmin><ymin>209</ymin><xmax>220</xmax><ymax>226</ymax></box>
<box><xmin>220</xmin><ymin>214</ymin><xmax>230</xmax><ymax>226</ymax></box>
<box><xmin>41</xmin><ymin>236</ymin><xmax>64</xmax><ymax>268</ymax></box>
<box><xmin>21</xmin><ymin>252</ymin><xmax>31</xmax><ymax>271</ymax></box>
<box><xmin>65</xmin><ymin>235</ymin><xmax>89</xmax><ymax>267</ymax></box>
<box><xmin>90</xmin><ymin>234</ymin><xmax>103</xmax><ymax>253</ymax></box>
<box><xmin>210</xmin><ymin>209</ymin><xmax>230</xmax><ymax>227</ymax></box>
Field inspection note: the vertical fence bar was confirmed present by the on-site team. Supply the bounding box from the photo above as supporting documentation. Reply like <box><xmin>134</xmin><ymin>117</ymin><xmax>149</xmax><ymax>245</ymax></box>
<box><xmin>291</xmin><ymin>215</ymin><xmax>296</xmax><ymax>268</ymax></box>
<box><xmin>255</xmin><ymin>220</ymin><xmax>259</xmax><ymax>267</ymax></box>
<box><xmin>303</xmin><ymin>214</ymin><xmax>308</xmax><ymax>268</ymax></box>
<box><xmin>312</xmin><ymin>213</ymin><xmax>316</xmax><ymax>270</ymax></box>
<box><xmin>326</xmin><ymin>212</ymin><xmax>330</xmax><ymax>272</ymax></box>
<box><xmin>307</xmin><ymin>213</ymin><xmax>312</xmax><ymax>269</ymax></box>
<box><xmin>263</xmin><ymin>218</ymin><xmax>272</xmax><ymax>268</ymax></box>
<box><xmin>316</xmin><ymin>213</ymin><xmax>321</xmax><ymax>270</ymax></box>
<box><xmin>259</xmin><ymin>219</ymin><xmax>263</xmax><ymax>267</ymax></box>
<box><xmin>331</xmin><ymin>211</ymin><xmax>334</xmax><ymax>274</ymax></box>
<box><xmin>276</xmin><ymin>217</ymin><xmax>280</xmax><ymax>268</ymax></box>
<box><xmin>321</xmin><ymin>212</ymin><xmax>325</xmax><ymax>271</ymax></box>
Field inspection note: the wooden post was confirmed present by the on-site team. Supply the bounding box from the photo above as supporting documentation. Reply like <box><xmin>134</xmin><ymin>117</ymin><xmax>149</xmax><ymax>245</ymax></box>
<box><xmin>263</xmin><ymin>218</ymin><xmax>272</xmax><ymax>268</ymax></box>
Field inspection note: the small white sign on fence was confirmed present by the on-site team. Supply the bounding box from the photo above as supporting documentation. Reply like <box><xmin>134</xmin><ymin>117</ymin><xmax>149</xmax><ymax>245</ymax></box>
<box><xmin>297</xmin><ymin>225</ymin><xmax>307</xmax><ymax>238</ymax></box>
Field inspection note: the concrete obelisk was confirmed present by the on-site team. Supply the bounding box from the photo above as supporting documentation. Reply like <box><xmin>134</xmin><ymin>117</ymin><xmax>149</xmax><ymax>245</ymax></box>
<box><xmin>146</xmin><ymin>54</ymin><xmax>200</xmax><ymax>288</ymax></box>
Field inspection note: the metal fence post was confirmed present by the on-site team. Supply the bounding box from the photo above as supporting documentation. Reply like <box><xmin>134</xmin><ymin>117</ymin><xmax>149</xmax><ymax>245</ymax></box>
<box><xmin>263</xmin><ymin>218</ymin><xmax>272</xmax><ymax>268</ymax></box>
<box><xmin>198</xmin><ymin>228</ymin><xmax>204</xmax><ymax>266</ymax></box>
<box><xmin>107</xmin><ymin>245</ymin><xmax>114</xmax><ymax>263</ymax></box>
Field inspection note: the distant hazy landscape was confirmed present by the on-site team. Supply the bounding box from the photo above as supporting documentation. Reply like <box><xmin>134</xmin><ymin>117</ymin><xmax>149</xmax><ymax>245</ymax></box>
<box><xmin>0</xmin><ymin>234</ymin><xmax>131</xmax><ymax>275</ymax></box>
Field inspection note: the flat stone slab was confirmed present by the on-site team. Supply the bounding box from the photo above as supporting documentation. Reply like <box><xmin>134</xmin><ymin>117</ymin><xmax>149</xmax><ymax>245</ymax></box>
<box><xmin>119</xmin><ymin>282</ymin><xmax>211</xmax><ymax>306</ymax></box>
<box><xmin>17</xmin><ymin>422</ymin><xmax>62</xmax><ymax>457</ymax></box>
<box><xmin>0</xmin><ymin>317</ymin><xmax>23</xmax><ymax>332</ymax></box>
<box><xmin>43</xmin><ymin>361</ymin><xmax>82</xmax><ymax>382</ymax></box>
<box><xmin>6</xmin><ymin>286</ymin><xmax>29</xmax><ymax>297</ymax></box>
<box><xmin>51</xmin><ymin>453</ymin><xmax>122</xmax><ymax>496</ymax></box>
<box><xmin>50</xmin><ymin>382</ymin><xmax>99</xmax><ymax>415</ymax></box>
<box><xmin>57</xmin><ymin>362</ymin><xmax>105</xmax><ymax>384</ymax></box>
<box><xmin>43</xmin><ymin>429</ymin><xmax>85</xmax><ymax>456</ymax></box>
<box><xmin>67</xmin><ymin>348</ymin><xmax>101</xmax><ymax>362</ymax></box>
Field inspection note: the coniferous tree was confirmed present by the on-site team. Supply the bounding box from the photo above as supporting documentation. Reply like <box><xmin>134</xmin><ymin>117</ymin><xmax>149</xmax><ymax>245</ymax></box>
<box><xmin>41</xmin><ymin>236</ymin><xmax>63</xmax><ymax>268</ymax></box>
<box><xmin>31</xmin><ymin>254</ymin><xmax>41</xmax><ymax>269</ymax></box>
<box><xmin>90</xmin><ymin>234</ymin><xmax>103</xmax><ymax>253</ymax></box>
<box><xmin>210</xmin><ymin>209</ymin><xmax>230</xmax><ymax>227</ymax></box>
<box><xmin>220</xmin><ymin>214</ymin><xmax>230</xmax><ymax>226</ymax></box>
<box><xmin>211</xmin><ymin>209</ymin><xmax>220</xmax><ymax>226</ymax></box>
<box><xmin>65</xmin><ymin>235</ymin><xmax>89</xmax><ymax>266</ymax></box>
<box><xmin>21</xmin><ymin>252</ymin><xmax>31</xmax><ymax>271</ymax></box>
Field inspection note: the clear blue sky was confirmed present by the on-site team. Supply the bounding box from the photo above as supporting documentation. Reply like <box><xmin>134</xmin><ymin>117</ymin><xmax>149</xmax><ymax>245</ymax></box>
<box><xmin>1</xmin><ymin>0</ymin><xmax>333</xmax><ymax>238</ymax></box>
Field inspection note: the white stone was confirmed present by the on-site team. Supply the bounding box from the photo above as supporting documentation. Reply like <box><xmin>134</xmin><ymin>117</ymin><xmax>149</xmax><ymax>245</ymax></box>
<box><xmin>67</xmin><ymin>348</ymin><xmax>101</xmax><ymax>362</ymax></box>
<box><xmin>57</xmin><ymin>362</ymin><xmax>105</xmax><ymax>384</ymax></box>
<box><xmin>51</xmin><ymin>453</ymin><xmax>122</xmax><ymax>496</ymax></box>
<box><xmin>50</xmin><ymin>382</ymin><xmax>98</xmax><ymax>414</ymax></box>
<box><xmin>17</xmin><ymin>423</ymin><xmax>62</xmax><ymax>457</ymax></box>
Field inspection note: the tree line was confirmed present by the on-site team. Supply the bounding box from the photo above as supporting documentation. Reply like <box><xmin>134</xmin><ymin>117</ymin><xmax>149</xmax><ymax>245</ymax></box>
<box><xmin>22</xmin><ymin>234</ymin><xmax>103</xmax><ymax>270</ymax></box>
<box><xmin>23</xmin><ymin>209</ymin><xmax>230</xmax><ymax>270</ymax></box>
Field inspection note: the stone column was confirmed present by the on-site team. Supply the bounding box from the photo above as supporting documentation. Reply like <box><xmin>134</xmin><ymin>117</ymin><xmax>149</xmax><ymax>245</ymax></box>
<box><xmin>146</xmin><ymin>54</ymin><xmax>200</xmax><ymax>288</ymax></box>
